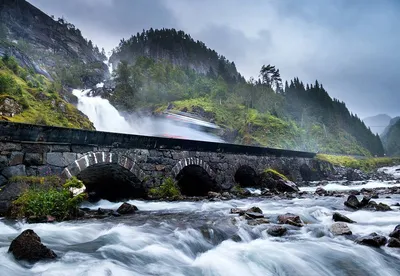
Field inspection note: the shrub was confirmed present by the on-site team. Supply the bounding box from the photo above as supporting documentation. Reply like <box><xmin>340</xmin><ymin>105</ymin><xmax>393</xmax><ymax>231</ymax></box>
<box><xmin>148</xmin><ymin>177</ymin><xmax>181</xmax><ymax>198</ymax></box>
<box><xmin>0</xmin><ymin>71</ymin><xmax>15</xmax><ymax>94</ymax></box>
<box><xmin>11</xmin><ymin>176</ymin><xmax>86</xmax><ymax>221</ymax></box>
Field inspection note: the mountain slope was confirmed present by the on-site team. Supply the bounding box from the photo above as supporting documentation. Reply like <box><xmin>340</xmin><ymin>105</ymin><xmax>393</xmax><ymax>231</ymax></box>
<box><xmin>363</xmin><ymin>114</ymin><xmax>392</xmax><ymax>135</ymax></box>
<box><xmin>0</xmin><ymin>55</ymin><xmax>93</xmax><ymax>129</ymax></box>
<box><xmin>0</xmin><ymin>0</ymin><xmax>108</xmax><ymax>87</ymax></box>
<box><xmin>109</xmin><ymin>28</ymin><xmax>244</xmax><ymax>83</ymax></box>
<box><xmin>382</xmin><ymin>117</ymin><xmax>400</xmax><ymax>156</ymax></box>
<box><xmin>109</xmin><ymin>45</ymin><xmax>384</xmax><ymax>156</ymax></box>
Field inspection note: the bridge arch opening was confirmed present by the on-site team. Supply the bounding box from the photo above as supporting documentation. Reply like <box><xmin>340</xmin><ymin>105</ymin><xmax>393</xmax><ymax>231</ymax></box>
<box><xmin>77</xmin><ymin>163</ymin><xmax>145</xmax><ymax>202</ymax></box>
<box><xmin>176</xmin><ymin>165</ymin><xmax>216</xmax><ymax>196</ymax></box>
<box><xmin>234</xmin><ymin>165</ymin><xmax>259</xmax><ymax>187</ymax></box>
<box><xmin>62</xmin><ymin>152</ymin><xmax>146</xmax><ymax>202</ymax></box>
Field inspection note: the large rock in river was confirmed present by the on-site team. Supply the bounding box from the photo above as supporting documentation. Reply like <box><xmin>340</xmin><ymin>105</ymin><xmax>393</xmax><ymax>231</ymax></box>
<box><xmin>8</xmin><ymin>229</ymin><xmax>57</xmax><ymax>262</ymax></box>
<box><xmin>355</xmin><ymin>233</ymin><xmax>387</xmax><ymax>247</ymax></box>
<box><xmin>117</xmin><ymin>202</ymin><xmax>138</xmax><ymax>215</ymax></box>
<box><xmin>330</xmin><ymin>222</ymin><xmax>352</xmax><ymax>235</ymax></box>
<box><xmin>258</xmin><ymin>169</ymin><xmax>299</xmax><ymax>193</ymax></box>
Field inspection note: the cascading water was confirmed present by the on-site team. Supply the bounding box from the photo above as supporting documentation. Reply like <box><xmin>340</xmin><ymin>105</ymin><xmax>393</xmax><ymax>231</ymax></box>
<box><xmin>72</xmin><ymin>89</ymin><xmax>139</xmax><ymax>134</ymax></box>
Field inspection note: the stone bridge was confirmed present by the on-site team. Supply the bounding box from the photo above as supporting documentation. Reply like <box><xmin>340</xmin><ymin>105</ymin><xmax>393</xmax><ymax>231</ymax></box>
<box><xmin>0</xmin><ymin>121</ymin><xmax>321</xmax><ymax>200</ymax></box>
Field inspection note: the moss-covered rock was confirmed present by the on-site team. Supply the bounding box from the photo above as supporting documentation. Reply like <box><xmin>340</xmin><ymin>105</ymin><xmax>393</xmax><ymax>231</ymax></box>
<box><xmin>259</xmin><ymin>169</ymin><xmax>299</xmax><ymax>193</ymax></box>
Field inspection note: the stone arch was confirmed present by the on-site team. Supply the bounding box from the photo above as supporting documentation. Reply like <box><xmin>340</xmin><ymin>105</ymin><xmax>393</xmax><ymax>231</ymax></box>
<box><xmin>171</xmin><ymin>157</ymin><xmax>215</xmax><ymax>179</ymax></box>
<box><xmin>234</xmin><ymin>164</ymin><xmax>259</xmax><ymax>187</ymax></box>
<box><xmin>61</xmin><ymin>151</ymin><xmax>146</xmax><ymax>181</ymax></box>
<box><xmin>61</xmin><ymin>152</ymin><xmax>147</xmax><ymax>202</ymax></box>
<box><xmin>172</xmin><ymin>157</ymin><xmax>217</xmax><ymax>196</ymax></box>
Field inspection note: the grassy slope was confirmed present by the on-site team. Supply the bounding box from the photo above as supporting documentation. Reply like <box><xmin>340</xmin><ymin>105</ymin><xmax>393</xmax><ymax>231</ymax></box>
<box><xmin>0</xmin><ymin>59</ymin><xmax>93</xmax><ymax>129</ymax></box>
<box><xmin>316</xmin><ymin>154</ymin><xmax>400</xmax><ymax>172</ymax></box>
<box><xmin>156</xmin><ymin>97</ymin><xmax>303</xmax><ymax>149</ymax></box>
<box><xmin>155</xmin><ymin>97</ymin><xmax>373</xmax><ymax>155</ymax></box>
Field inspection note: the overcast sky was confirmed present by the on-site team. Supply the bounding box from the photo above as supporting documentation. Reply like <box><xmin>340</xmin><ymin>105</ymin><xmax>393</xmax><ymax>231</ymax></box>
<box><xmin>29</xmin><ymin>0</ymin><xmax>400</xmax><ymax>119</ymax></box>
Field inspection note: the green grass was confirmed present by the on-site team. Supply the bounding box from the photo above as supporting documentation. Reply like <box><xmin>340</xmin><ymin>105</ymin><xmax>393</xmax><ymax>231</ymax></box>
<box><xmin>0</xmin><ymin>56</ymin><xmax>94</xmax><ymax>129</ymax></box>
<box><xmin>148</xmin><ymin>177</ymin><xmax>181</xmax><ymax>199</ymax></box>
<box><xmin>316</xmin><ymin>154</ymin><xmax>400</xmax><ymax>172</ymax></box>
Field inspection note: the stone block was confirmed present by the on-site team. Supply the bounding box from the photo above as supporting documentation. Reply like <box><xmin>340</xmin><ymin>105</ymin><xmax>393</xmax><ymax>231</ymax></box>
<box><xmin>37</xmin><ymin>166</ymin><xmax>62</xmax><ymax>177</ymax></box>
<box><xmin>149</xmin><ymin>150</ymin><xmax>163</xmax><ymax>157</ymax></box>
<box><xmin>63</xmin><ymin>153</ymin><xmax>77</xmax><ymax>166</ymax></box>
<box><xmin>9</xmin><ymin>152</ymin><xmax>24</xmax><ymax>166</ymax></box>
<box><xmin>46</xmin><ymin>152</ymin><xmax>77</xmax><ymax>167</ymax></box>
<box><xmin>0</xmin><ymin>175</ymin><xmax>7</xmax><ymax>186</ymax></box>
<box><xmin>26</xmin><ymin>167</ymin><xmax>38</xmax><ymax>177</ymax></box>
<box><xmin>71</xmin><ymin>145</ymin><xmax>95</xmax><ymax>153</ymax></box>
<box><xmin>21</xmin><ymin>143</ymin><xmax>50</xmax><ymax>153</ymax></box>
<box><xmin>46</xmin><ymin>152</ymin><xmax>63</xmax><ymax>167</ymax></box>
<box><xmin>1</xmin><ymin>165</ymin><xmax>26</xmax><ymax>178</ymax></box>
<box><xmin>172</xmin><ymin>151</ymin><xmax>189</xmax><ymax>160</ymax></box>
<box><xmin>0</xmin><ymin>155</ymin><xmax>8</xmax><ymax>169</ymax></box>
<box><xmin>51</xmin><ymin>145</ymin><xmax>71</xmax><ymax>152</ymax></box>
<box><xmin>24</xmin><ymin>153</ymin><xmax>44</xmax><ymax>166</ymax></box>
<box><xmin>0</xmin><ymin>143</ymin><xmax>21</xmax><ymax>152</ymax></box>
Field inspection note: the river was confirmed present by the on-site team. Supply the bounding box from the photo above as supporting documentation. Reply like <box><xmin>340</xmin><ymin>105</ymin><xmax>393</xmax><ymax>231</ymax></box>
<box><xmin>1</xmin><ymin>179</ymin><xmax>400</xmax><ymax>276</ymax></box>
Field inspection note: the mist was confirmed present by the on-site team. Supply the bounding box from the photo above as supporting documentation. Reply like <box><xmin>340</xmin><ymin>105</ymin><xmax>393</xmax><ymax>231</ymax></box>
<box><xmin>72</xmin><ymin>89</ymin><xmax>225</xmax><ymax>143</ymax></box>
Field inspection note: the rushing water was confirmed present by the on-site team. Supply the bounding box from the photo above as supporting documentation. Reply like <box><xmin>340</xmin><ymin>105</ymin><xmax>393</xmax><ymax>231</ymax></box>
<box><xmin>1</xmin><ymin>180</ymin><xmax>400</xmax><ymax>276</ymax></box>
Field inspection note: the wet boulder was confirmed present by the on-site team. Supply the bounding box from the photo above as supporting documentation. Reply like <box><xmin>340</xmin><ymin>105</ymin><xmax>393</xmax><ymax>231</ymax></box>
<box><xmin>344</xmin><ymin>195</ymin><xmax>360</xmax><ymax>209</ymax></box>
<box><xmin>389</xmin><ymin>225</ymin><xmax>400</xmax><ymax>239</ymax></box>
<box><xmin>258</xmin><ymin>169</ymin><xmax>299</xmax><ymax>193</ymax></box>
<box><xmin>267</xmin><ymin>225</ymin><xmax>287</xmax><ymax>237</ymax></box>
<box><xmin>359</xmin><ymin>196</ymin><xmax>371</xmax><ymax>207</ymax></box>
<box><xmin>8</xmin><ymin>229</ymin><xmax>57</xmax><ymax>262</ymax></box>
<box><xmin>247</xmin><ymin>218</ymin><xmax>270</xmax><ymax>226</ymax></box>
<box><xmin>278</xmin><ymin>213</ymin><xmax>304</xmax><ymax>227</ymax></box>
<box><xmin>387</xmin><ymin>238</ymin><xmax>400</xmax><ymax>248</ymax></box>
<box><xmin>330</xmin><ymin>222</ymin><xmax>352</xmax><ymax>235</ymax></box>
<box><xmin>332</xmin><ymin>212</ymin><xmax>356</xmax><ymax>223</ymax></box>
<box><xmin>355</xmin><ymin>233</ymin><xmax>387</xmax><ymax>247</ymax></box>
<box><xmin>345</xmin><ymin>169</ymin><xmax>363</xmax><ymax>181</ymax></box>
<box><xmin>245</xmin><ymin>212</ymin><xmax>264</xmax><ymax>219</ymax></box>
<box><xmin>117</xmin><ymin>202</ymin><xmax>138</xmax><ymax>215</ymax></box>
<box><xmin>208</xmin><ymin>191</ymin><xmax>221</xmax><ymax>199</ymax></box>
<box><xmin>315</xmin><ymin>186</ymin><xmax>328</xmax><ymax>196</ymax></box>
<box><xmin>375</xmin><ymin>202</ymin><xmax>391</xmax><ymax>211</ymax></box>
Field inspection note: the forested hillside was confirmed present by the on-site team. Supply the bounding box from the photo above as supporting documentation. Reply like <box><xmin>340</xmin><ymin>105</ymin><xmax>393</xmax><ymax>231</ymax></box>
<box><xmin>110</xmin><ymin>28</ymin><xmax>244</xmax><ymax>83</ymax></box>
<box><xmin>108</xmin><ymin>29</ymin><xmax>384</xmax><ymax>156</ymax></box>
<box><xmin>382</xmin><ymin>118</ymin><xmax>400</xmax><ymax>156</ymax></box>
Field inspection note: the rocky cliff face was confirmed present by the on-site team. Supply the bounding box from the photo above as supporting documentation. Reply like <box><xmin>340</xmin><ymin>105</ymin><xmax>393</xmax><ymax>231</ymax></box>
<box><xmin>0</xmin><ymin>0</ymin><xmax>108</xmax><ymax>87</ymax></box>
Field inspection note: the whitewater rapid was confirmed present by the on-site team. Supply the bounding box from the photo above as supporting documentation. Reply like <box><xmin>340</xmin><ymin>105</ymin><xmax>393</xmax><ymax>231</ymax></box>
<box><xmin>1</xmin><ymin>180</ymin><xmax>400</xmax><ymax>275</ymax></box>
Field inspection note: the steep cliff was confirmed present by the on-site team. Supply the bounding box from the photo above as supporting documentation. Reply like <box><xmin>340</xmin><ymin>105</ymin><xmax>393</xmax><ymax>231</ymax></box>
<box><xmin>0</xmin><ymin>0</ymin><xmax>108</xmax><ymax>87</ymax></box>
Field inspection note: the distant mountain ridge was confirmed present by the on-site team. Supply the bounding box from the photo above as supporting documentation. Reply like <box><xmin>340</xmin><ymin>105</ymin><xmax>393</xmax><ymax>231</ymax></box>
<box><xmin>109</xmin><ymin>28</ymin><xmax>244</xmax><ymax>83</ymax></box>
<box><xmin>363</xmin><ymin>114</ymin><xmax>392</xmax><ymax>135</ymax></box>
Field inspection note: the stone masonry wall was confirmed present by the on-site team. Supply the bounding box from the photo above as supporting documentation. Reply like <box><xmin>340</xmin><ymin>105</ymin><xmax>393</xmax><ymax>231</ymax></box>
<box><xmin>0</xmin><ymin>141</ymin><xmax>325</xmax><ymax>191</ymax></box>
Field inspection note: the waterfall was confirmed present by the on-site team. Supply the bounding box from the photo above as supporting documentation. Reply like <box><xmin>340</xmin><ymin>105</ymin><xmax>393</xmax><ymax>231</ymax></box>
<box><xmin>72</xmin><ymin>89</ymin><xmax>140</xmax><ymax>134</ymax></box>
<box><xmin>72</xmin><ymin>89</ymin><xmax>225</xmax><ymax>142</ymax></box>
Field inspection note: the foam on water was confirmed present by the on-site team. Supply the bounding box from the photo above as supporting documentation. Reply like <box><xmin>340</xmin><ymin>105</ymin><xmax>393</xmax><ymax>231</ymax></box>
<box><xmin>2</xmin><ymin>179</ymin><xmax>400</xmax><ymax>275</ymax></box>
